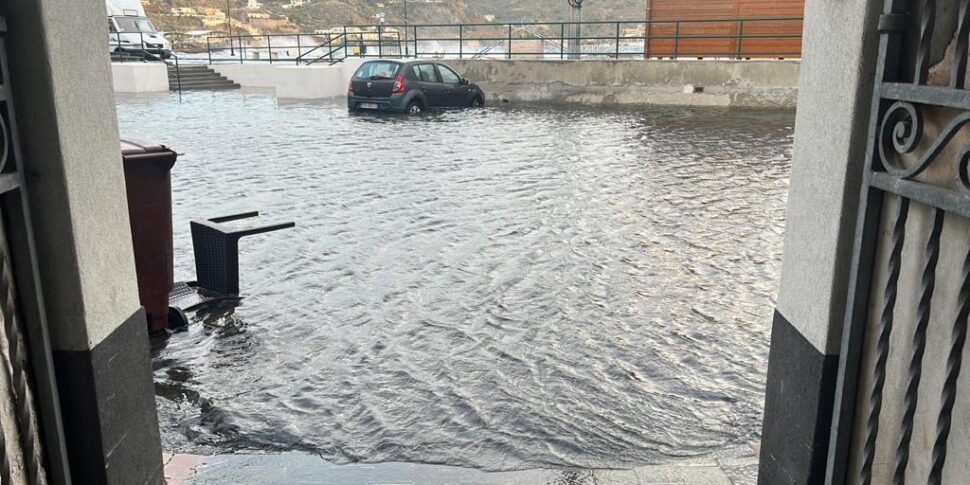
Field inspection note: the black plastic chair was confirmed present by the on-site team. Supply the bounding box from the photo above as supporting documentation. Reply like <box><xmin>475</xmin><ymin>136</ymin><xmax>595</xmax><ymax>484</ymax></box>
<box><xmin>168</xmin><ymin>212</ymin><xmax>294</xmax><ymax>330</ymax></box>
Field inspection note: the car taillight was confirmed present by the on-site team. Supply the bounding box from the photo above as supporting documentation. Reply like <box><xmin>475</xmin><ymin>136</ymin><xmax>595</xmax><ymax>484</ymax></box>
<box><xmin>392</xmin><ymin>74</ymin><xmax>405</xmax><ymax>94</ymax></box>
<box><xmin>348</xmin><ymin>80</ymin><xmax>354</xmax><ymax>93</ymax></box>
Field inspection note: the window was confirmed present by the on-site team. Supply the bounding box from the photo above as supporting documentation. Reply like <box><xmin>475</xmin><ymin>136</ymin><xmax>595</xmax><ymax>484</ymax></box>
<box><xmin>413</xmin><ymin>64</ymin><xmax>438</xmax><ymax>83</ymax></box>
<box><xmin>353</xmin><ymin>61</ymin><xmax>401</xmax><ymax>80</ymax></box>
<box><xmin>437</xmin><ymin>65</ymin><xmax>460</xmax><ymax>85</ymax></box>
<box><xmin>114</xmin><ymin>17</ymin><xmax>157</xmax><ymax>33</ymax></box>
<box><xmin>109</xmin><ymin>19</ymin><xmax>117</xmax><ymax>33</ymax></box>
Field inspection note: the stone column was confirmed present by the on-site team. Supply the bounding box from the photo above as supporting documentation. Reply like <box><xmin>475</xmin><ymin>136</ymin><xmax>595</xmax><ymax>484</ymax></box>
<box><xmin>0</xmin><ymin>0</ymin><xmax>164</xmax><ymax>483</ymax></box>
<box><xmin>758</xmin><ymin>0</ymin><xmax>882</xmax><ymax>483</ymax></box>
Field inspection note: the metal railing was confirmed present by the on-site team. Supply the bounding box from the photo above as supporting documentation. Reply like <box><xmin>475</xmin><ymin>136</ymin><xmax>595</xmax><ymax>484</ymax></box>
<box><xmin>202</xmin><ymin>17</ymin><xmax>803</xmax><ymax>64</ymax></box>
<box><xmin>295</xmin><ymin>33</ymin><xmax>345</xmax><ymax>65</ymax></box>
<box><xmin>109</xmin><ymin>31</ymin><xmax>182</xmax><ymax>97</ymax></box>
<box><xmin>201</xmin><ymin>30</ymin><xmax>405</xmax><ymax>65</ymax></box>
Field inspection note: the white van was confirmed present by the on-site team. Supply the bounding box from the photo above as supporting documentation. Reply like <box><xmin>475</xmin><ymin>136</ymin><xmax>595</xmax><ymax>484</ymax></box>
<box><xmin>108</xmin><ymin>0</ymin><xmax>173</xmax><ymax>59</ymax></box>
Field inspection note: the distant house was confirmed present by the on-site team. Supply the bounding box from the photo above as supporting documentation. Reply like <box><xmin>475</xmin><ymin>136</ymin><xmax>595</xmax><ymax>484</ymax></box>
<box><xmin>171</xmin><ymin>7</ymin><xmax>198</xmax><ymax>16</ymax></box>
<box><xmin>202</xmin><ymin>16</ymin><xmax>228</xmax><ymax>28</ymax></box>
<box><xmin>247</xmin><ymin>0</ymin><xmax>262</xmax><ymax>8</ymax></box>
<box><xmin>644</xmin><ymin>0</ymin><xmax>804</xmax><ymax>58</ymax></box>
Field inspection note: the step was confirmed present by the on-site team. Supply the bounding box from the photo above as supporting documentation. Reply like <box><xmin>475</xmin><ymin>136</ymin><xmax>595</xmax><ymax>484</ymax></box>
<box><xmin>168</xmin><ymin>71</ymin><xmax>224</xmax><ymax>76</ymax></box>
<box><xmin>168</xmin><ymin>69</ymin><xmax>214</xmax><ymax>75</ymax></box>
<box><xmin>169</xmin><ymin>74</ymin><xmax>231</xmax><ymax>81</ymax></box>
<box><xmin>168</xmin><ymin>75</ymin><xmax>224</xmax><ymax>80</ymax></box>
<box><xmin>166</xmin><ymin>64</ymin><xmax>243</xmax><ymax>91</ymax></box>
<box><xmin>174</xmin><ymin>81</ymin><xmax>238</xmax><ymax>87</ymax></box>
<box><xmin>177</xmin><ymin>86</ymin><xmax>240</xmax><ymax>91</ymax></box>
<box><xmin>167</xmin><ymin>69</ymin><xmax>218</xmax><ymax>75</ymax></box>
<box><xmin>169</xmin><ymin>71</ymin><xmax>219</xmax><ymax>76</ymax></box>
<box><xmin>174</xmin><ymin>83</ymin><xmax>240</xmax><ymax>91</ymax></box>
<box><xmin>172</xmin><ymin>79</ymin><xmax>237</xmax><ymax>84</ymax></box>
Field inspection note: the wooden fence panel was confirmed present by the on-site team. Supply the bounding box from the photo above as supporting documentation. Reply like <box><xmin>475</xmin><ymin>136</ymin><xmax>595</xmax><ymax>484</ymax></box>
<box><xmin>645</xmin><ymin>0</ymin><xmax>804</xmax><ymax>58</ymax></box>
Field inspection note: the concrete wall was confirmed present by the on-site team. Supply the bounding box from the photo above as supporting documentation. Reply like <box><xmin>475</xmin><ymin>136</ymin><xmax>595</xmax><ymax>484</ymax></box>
<box><xmin>4</xmin><ymin>0</ymin><xmax>164</xmax><ymax>483</ymax></box>
<box><xmin>212</xmin><ymin>58</ymin><xmax>366</xmax><ymax>99</ymax></box>
<box><xmin>213</xmin><ymin>58</ymin><xmax>798</xmax><ymax>107</ymax></box>
<box><xmin>758</xmin><ymin>0</ymin><xmax>883</xmax><ymax>483</ymax></box>
<box><xmin>111</xmin><ymin>62</ymin><xmax>169</xmax><ymax>93</ymax></box>
<box><xmin>210</xmin><ymin>63</ymin><xmax>278</xmax><ymax>88</ymax></box>
<box><xmin>274</xmin><ymin>65</ymin><xmax>349</xmax><ymax>99</ymax></box>
<box><xmin>447</xmin><ymin>59</ymin><xmax>800</xmax><ymax>108</ymax></box>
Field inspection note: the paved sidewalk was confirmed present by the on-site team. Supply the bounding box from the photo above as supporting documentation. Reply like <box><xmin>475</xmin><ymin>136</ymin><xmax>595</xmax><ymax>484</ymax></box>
<box><xmin>165</xmin><ymin>448</ymin><xmax>758</xmax><ymax>485</ymax></box>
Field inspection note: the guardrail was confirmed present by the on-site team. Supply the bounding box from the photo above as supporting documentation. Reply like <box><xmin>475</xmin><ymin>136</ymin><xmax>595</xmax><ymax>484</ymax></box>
<box><xmin>202</xmin><ymin>17</ymin><xmax>803</xmax><ymax>65</ymax></box>
<box><xmin>109</xmin><ymin>31</ymin><xmax>182</xmax><ymax>97</ymax></box>
<box><xmin>202</xmin><ymin>30</ymin><xmax>401</xmax><ymax>65</ymax></box>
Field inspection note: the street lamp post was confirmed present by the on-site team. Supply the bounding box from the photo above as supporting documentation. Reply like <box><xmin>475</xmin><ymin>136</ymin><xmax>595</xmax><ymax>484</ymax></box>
<box><xmin>227</xmin><ymin>0</ymin><xmax>235</xmax><ymax>55</ymax></box>
<box><xmin>567</xmin><ymin>0</ymin><xmax>583</xmax><ymax>59</ymax></box>
<box><xmin>403</xmin><ymin>0</ymin><xmax>409</xmax><ymax>57</ymax></box>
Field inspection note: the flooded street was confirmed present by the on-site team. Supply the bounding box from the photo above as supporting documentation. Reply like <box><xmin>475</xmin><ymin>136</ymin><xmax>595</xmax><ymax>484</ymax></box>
<box><xmin>115</xmin><ymin>91</ymin><xmax>793</xmax><ymax>474</ymax></box>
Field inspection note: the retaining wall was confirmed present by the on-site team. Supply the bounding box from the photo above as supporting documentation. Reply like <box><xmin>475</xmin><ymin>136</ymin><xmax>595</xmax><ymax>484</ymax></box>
<box><xmin>211</xmin><ymin>58</ymin><xmax>365</xmax><ymax>99</ymax></box>
<box><xmin>446</xmin><ymin>59</ymin><xmax>800</xmax><ymax>108</ymax></box>
<box><xmin>210</xmin><ymin>58</ymin><xmax>799</xmax><ymax>108</ymax></box>
<box><xmin>111</xmin><ymin>62</ymin><xmax>169</xmax><ymax>93</ymax></box>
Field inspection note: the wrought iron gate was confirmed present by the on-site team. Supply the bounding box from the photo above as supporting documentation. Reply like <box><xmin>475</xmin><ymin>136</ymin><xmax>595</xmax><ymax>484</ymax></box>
<box><xmin>0</xmin><ymin>15</ymin><xmax>70</xmax><ymax>485</ymax></box>
<box><xmin>827</xmin><ymin>0</ymin><xmax>970</xmax><ymax>484</ymax></box>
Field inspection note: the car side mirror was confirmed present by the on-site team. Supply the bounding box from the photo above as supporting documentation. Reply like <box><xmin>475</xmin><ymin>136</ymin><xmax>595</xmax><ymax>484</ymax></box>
<box><xmin>460</xmin><ymin>78</ymin><xmax>469</xmax><ymax>85</ymax></box>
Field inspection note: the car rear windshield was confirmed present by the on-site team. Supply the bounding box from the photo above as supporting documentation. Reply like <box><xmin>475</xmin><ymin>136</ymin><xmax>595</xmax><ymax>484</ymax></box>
<box><xmin>353</xmin><ymin>62</ymin><xmax>401</xmax><ymax>80</ymax></box>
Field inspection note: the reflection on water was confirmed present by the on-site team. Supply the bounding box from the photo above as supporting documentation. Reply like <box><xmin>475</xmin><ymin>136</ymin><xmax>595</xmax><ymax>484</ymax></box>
<box><xmin>117</xmin><ymin>91</ymin><xmax>793</xmax><ymax>472</ymax></box>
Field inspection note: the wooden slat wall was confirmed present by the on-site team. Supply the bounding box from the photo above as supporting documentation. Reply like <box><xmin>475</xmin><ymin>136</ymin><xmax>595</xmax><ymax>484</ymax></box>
<box><xmin>645</xmin><ymin>0</ymin><xmax>804</xmax><ymax>58</ymax></box>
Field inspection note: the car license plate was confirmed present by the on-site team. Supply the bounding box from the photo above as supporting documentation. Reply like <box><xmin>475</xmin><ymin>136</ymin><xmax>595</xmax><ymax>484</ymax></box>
<box><xmin>360</xmin><ymin>103</ymin><xmax>379</xmax><ymax>110</ymax></box>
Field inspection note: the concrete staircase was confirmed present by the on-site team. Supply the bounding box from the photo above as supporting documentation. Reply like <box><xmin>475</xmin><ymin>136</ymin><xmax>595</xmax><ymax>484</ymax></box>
<box><xmin>167</xmin><ymin>65</ymin><xmax>240</xmax><ymax>91</ymax></box>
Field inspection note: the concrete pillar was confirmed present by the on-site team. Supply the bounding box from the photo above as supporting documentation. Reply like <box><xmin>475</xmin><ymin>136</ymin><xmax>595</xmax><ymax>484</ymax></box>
<box><xmin>1</xmin><ymin>0</ymin><xmax>164</xmax><ymax>483</ymax></box>
<box><xmin>758</xmin><ymin>0</ymin><xmax>882</xmax><ymax>483</ymax></box>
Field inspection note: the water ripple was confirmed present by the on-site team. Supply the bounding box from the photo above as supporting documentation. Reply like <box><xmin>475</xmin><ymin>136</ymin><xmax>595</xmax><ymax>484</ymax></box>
<box><xmin>122</xmin><ymin>90</ymin><xmax>793</xmax><ymax>471</ymax></box>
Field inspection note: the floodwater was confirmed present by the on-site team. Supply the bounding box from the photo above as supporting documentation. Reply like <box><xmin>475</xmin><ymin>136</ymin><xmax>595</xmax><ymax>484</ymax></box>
<box><xmin>115</xmin><ymin>91</ymin><xmax>793</xmax><ymax>474</ymax></box>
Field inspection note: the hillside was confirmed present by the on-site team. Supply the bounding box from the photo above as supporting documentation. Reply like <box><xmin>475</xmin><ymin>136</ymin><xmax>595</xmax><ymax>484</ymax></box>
<box><xmin>469</xmin><ymin>0</ymin><xmax>647</xmax><ymax>23</ymax></box>
<box><xmin>143</xmin><ymin>0</ymin><xmax>648</xmax><ymax>36</ymax></box>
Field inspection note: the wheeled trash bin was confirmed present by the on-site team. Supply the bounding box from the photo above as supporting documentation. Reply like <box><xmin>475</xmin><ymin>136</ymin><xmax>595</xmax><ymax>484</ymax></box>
<box><xmin>120</xmin><ymin>139</ymin><xmax>178</xmax><ymax>336</ymax></box>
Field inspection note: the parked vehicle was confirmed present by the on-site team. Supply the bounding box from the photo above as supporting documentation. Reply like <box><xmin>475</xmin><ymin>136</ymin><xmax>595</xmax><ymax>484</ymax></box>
<box><xmin>107</xmin><ymin>0</ymin><xmax>172</xmax><ymax>59</ymax></box>
<box><xmin>348</xmin><ymin>60</ymin><xmax>486</xmax><ymax>114</ymax></box>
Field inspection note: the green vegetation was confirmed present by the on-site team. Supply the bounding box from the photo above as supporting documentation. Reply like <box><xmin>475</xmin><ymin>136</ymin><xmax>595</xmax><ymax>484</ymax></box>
<box><xmin>143</xmin><ymin>0</ymin><xmax>648</xmax><ymax>35</ymax></box>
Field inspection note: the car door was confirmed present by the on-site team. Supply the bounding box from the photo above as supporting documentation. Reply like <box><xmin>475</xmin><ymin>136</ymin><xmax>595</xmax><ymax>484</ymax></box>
<box><xmin>413</xmin><ymin>63</ymin><xmax>446</xmax><ymax>108</ymax></box>
<box><xmin>435</xmin><ymin>64</ymin><xmax>468</xmax><ymax>107</ymax></box>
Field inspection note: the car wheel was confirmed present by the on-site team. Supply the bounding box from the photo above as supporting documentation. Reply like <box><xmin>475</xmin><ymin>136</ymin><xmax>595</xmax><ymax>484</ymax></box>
<box><xmin>167</xmin><ymin>306</ymin><xmax>190</xmax><ymax>333</ymax></box>
<box><xmin>471</xmin><ymin>96</ymin><xmax>484</xmax><ymax>108</ymax></box>
<box><xmin>406</xmin><ymin>101</ymin><xmax>424</xmax><ymax>115</ymax></box>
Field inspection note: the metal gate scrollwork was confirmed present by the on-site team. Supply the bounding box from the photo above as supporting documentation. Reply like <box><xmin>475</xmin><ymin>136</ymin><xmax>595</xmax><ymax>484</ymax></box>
<box><xmin>828</xmin><ymin>0</ymin><xmax>970</xmax><ymax>484</ymax></box>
